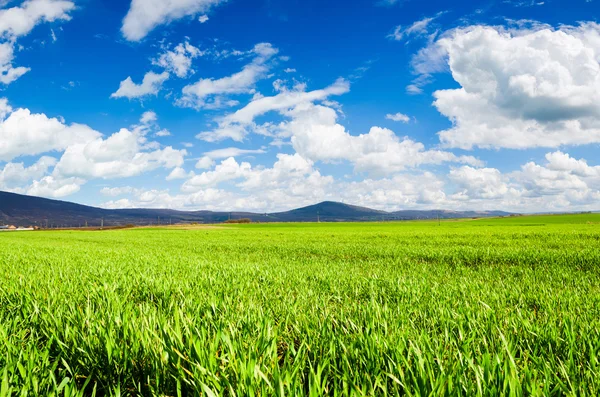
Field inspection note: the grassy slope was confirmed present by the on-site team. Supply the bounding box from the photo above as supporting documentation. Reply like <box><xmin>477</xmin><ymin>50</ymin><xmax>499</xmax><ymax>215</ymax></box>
<box><xmin>1</xmin><ymin>214</ymin><xmax>600</xmax><ymax>395</ymax></box>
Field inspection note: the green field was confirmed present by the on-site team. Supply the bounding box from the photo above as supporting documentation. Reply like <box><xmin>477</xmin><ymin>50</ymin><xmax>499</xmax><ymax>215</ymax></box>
<box><xmin>1</xmin><ymin>215</ymin><xmax>600</xmax><ymax>396</ymax></box>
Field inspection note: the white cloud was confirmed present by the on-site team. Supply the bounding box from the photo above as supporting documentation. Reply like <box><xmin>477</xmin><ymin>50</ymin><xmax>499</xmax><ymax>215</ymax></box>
<box><xmin>544</xmin><ymin>151</ymin><xmax>600</xmax><ymax>176</ymax></box>
<box><xmin>285</xmin><ymin>104</ymin><xmax>482</xmax><ymax>175</ymax></box>
<box><xmin>166</xmin><ymin>167</ymin><xmax>190</xmax><ymax>181</ymax></box>
<box><xmin>111</xmin><ymin>71</ymin><xmax>170</xmax><ymax>99</ymax></box>
<box><xmin>153</xmin><ymin>41</ymin><xmax>202</xmax><ymax>78</ymax></box>
<box><xmin>449</xmin><ymin>166</ymin><xmax>512</xmax><ymax>199</ymax></box>
<box><xmin>202</xmin><ymin>147</ymin><xmax>266</xmax><ymax>159</ymax></box>
<box><xmin>0</xmin><ymin>42</ymin><xmax>30</xmax><ymax>84</ymax></box>
<box><xmin>515</xmin><ymin>152</ymin><xmax>600</xmax><ymax>197</ymax></box>
<box><xmin>101</xmin><ymin>188</ymin><xmax>237</xmax><ymax>211</ymax></box>
<box><xmin>388</xmin><ymin>12</ymin><xmax>445</xmax><ymax>42</ymax></box>
<box><xmin>196</xmin><ymin>78</ymin><xmax>480</xmax><ymax>176</ymax></box>
<box><xmin>0</xmin><ymin>103</ymin><xmax>101</xmax><ymax>162</ymax></box>
<box><xmin>385</xmin><ymin>112</ymin><xmax>411</xmax><ymax>122</ymax></box>
<box><xmin>100</xmin><ymin>186</ymin><xmax>137</xmax><ymax>197</ymax></box>
<box><xmin>443</xmin><ymin>151</ymin><xmax>600</xmax><ymax>211</ymax></box>
<box><xmin>26</xmin><ymin>175</ymin><xmax>84</xmax><ymax>198</ymax></box>
<box><xmin>197</xmin><ymin>78</ymin><xmax>350</xmax><ymax>141</ymax></box>
<box><xmin>195</xmin><ymin>156</ymin><xmax>215</xmax><ymax>169</ymax></box>
<box><xmin>0</xmin><ymin>156</ymin><xmax>56</xmax><ymax>190</ymax></box>
<box><xmin>155</xmin><ymin>129</ymin><xmax>171</xmax><ymax>137</ymax></box>
<box><xmin>121</xmin><ymin>0</ymin><xmax>226</xmax><ymax>41</ymax></box>
<box><xmin>198</xmin><ymin>14</ymin><xmax>209</xmax><ymax>23</ymax></box>
<box><xmin>179</xmin><ymin>43</ymin><xmax>279</xmax><ymax>109</ymax></box>
<box><xmin>0</xmin><ymin>0</ymin><xmax>75</xmax><ymax>39</ymax></box>
<box><xmin>134</xmin><ymin>110</ymin><xmax>171</xmax><ymax>137</ymax></box>
<box><xmin>140</xmin><ymin>111</ymin><xmax>157</xmax><ymax>124</ymax></box>
<box><xmin>0</xmin><ymin>104</ymin><xmax>189</xmax><ymax>199</ymax></box>
<box><xmin>53</xmin><ymin>127</ymin><xmax>186</xmax><ymax>180</ymax></box>
<box><xmin>238</xmin><ymin>153</ymin><xmax>332</xmax><ymax>197</ymax></box>
<box><xmin>415</xmin><ymin>23</ymin><xmax>600</xmax><ymax>149</ymax></box>
<box><xmin>119</xmin><ymin>153</ymin><xmax>334</xmax><ymax>212</ymax></box>
<box><xmin>186</xmin><ymin>154</ymin><xmax>330</xmax><ymax>195</ymax></box>
<box><xmin>0</xmin><ymin>0</ymin><xmax>75</xmax><ymax>85</ymax></box>
<box><xmin>506</xmin><ymin>0</ymin><xmax>545</xmax><ymax>7</ymax></box>
<box><xmin>183</xmin><ymin>157</ymin><xmax>251</xmax><ymax>190</ymax></box>
<box><xmin>97</xmin><ymin>147</ymin><xmax>600</xmax><ymax>213</ymax></box>
<box><xmin>337</xmin><ymin>172</ymin><xmax>448</xmax><ymax>208</ymax></box>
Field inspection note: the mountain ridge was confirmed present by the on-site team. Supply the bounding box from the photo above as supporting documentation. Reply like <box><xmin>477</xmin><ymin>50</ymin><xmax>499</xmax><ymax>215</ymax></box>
<box><xmin>0</xmin><ymin>191</ymin><xmax>514</xmax><ymax>227</ymax></box>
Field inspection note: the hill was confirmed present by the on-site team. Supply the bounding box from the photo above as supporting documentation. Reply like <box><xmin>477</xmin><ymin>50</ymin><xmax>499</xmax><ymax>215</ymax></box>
<box><xmin>0</xmin><ymin>191</ymin><xmax>514</xmax><ymax>227</ymax></box>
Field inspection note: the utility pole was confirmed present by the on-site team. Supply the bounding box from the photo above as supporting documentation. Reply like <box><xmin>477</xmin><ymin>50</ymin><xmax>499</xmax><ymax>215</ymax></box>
<box><xmin>101</xmin><ymin>218</ymin><xmax>104</xmax><ymax>229</ymax></box>
<box><xmin>317</xmin><ymin>211</ymin><xmax>320</xmax><ymax>223</ymax></box>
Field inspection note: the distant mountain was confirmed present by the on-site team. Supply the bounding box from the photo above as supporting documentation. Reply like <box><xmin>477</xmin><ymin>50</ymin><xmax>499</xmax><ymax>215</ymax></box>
<box><xmin>0</xmin><ymin>191</ymin><xmax>514</xmax><ymax>227</ymax></box>
<box><xmin>270</xmin><ymin>201</ymin><xmax>388</xmax><ymax>222</ymax></box>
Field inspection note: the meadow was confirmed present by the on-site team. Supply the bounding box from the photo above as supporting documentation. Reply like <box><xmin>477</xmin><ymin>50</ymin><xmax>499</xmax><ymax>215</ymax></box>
<box><xmin>1</xmin><ymin>214</ymin><xmax>600</xmax><ymax>396</ymax></box>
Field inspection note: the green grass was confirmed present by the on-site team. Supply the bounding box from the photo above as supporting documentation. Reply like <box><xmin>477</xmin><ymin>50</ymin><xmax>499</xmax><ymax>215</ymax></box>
<box><xmin>1</xmin><ymin>215</ymin><xmax>600</xmax><ymax>396</ymax></box>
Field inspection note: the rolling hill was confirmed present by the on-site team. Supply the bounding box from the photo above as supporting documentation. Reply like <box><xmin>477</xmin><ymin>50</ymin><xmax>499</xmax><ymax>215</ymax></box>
<box><xmin>0</xmin><ymin>191</ymin><xmax>514</xmax><ymax>227</ymax></box>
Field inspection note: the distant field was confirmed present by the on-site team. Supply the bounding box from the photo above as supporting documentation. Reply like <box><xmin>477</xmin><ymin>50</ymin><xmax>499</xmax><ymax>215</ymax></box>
<box><xmin>1</xmin><ymin>214</ymin><xmax>600</xmax><ymax>395</ymax></box>
<box><xmin>472</xmin><ymin>213</ymin><xmax>600</xmax><ymax>225</ymax></box>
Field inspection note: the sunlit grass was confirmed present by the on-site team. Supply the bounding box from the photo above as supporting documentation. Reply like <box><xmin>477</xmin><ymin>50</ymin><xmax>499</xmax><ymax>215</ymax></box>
<box><xmin>1</xmin><ymin>215</ymin><xmax>600</xmax><ymax>395</ymax></box>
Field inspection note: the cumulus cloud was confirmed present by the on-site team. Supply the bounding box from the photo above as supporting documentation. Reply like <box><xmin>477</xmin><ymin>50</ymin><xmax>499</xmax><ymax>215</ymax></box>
<box><xmin>338</xmin><ymin>172</ymin><xmax>448</xmax><ymax>208</ymax></box>
<box><xmin>0</xmin><ymin>104</ymin><xmax>187</xmax><ymax>198</ymax></box>
<box><xmin>413</xmin><ymin>23</ymin><xmax>600</xmax><ymax>149</ymax></box>
<box><xmin>153</xmin><ymin>41</ymin><xmax>203</xmax><ymax>78</ymax></box>
<box><xmin>285</xmin><ymin>104</ymin><xmax>482</xmax><ymax>175</ymax></box>
<box><xmin>185</xmin><ymin>154</ymin><xmax>326</xmax><ymax>193</ymax></box>
<box><xmin>116</xmin><ymin>153</ymin><xmax>334</xmax><ymax>212</ymax></box>
<box><xmin>443</xmin><ymin>151</ymin><xmax>600</xmax><ymax>211</ymax></box>
<box><xmin>195</xmin><ymin>156</ymin><xmax>215</xmax><ymax>169</ymax></box>
<box><xmin>26</xmin><ymin>175</ymin><xmax>84</xmax><ymax>198</ymax></box>
<box><xmin>196</xmin><ymin>78</ymin><xmax>480</xmax><ymax>175</ymax></box>
<box><xmin>166</xmin><ymin>167</ymin><xmax>191</xmax><ymax>181</ymax></box>
<box><xmin>101</xmin><ymin>188</ymin><xmax>238</xmax><ymax>211</ymax></box>
<box><xmin>449</xmin><ymin>166</ymin><xmax>512</xmax><ymax>199</ymax></box>
<box><xmin>97</xmin><ymin>147</ymin><xmax>600</xmax><ymax>213</ymax></box>
<box><xmin>53</xmin><ymin>128</ymin><xmax>186</xmax><ymax>180</ymax></box>
<box><xmin>0</xmin><ymin>0</ymin><xmax>75</xmax><ymax>39</ymax></box>
<box><xmin>0</xmin><ymin>102</ymin><xmax>101</xmax><ymax>162</ymax></box>
<box><xmin>0</xmin><ymin>156</ymin><xmax>56</xmax><ymax>190</ymax></box>
<box><xmin>238</xmin><ymin>153</ymin><xmax>332</xmax><ymax>196</ymax></box>
<box><xmin>180</xmin><ymin>43</ymin><xmax>279</xmax><ymax>109</ymax></box>
<box><xmin>111</xmin><ymin>71</ymin><xmax>170</xmax><ymax>99</ymax></box>
<box><xmin>183</xmin><ymin>157</ymin><xmax>251</xmax><ymax>190</ymax></box>
<box><xmin>121</xmin><ymin>0</ymin><xmax>226</xmax><ymax>41</ymax></box>
<box><xmin>515</xmin><ymin>152</ymin><xmax>600</xmax><ymax>198</ymax></box>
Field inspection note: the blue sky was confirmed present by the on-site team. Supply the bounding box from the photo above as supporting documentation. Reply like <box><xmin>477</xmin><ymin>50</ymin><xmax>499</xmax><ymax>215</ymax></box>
<box><xmin>0</xmin><ymin>0</ymin><xmax>599</xmax><ymax>212</ymax></box>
